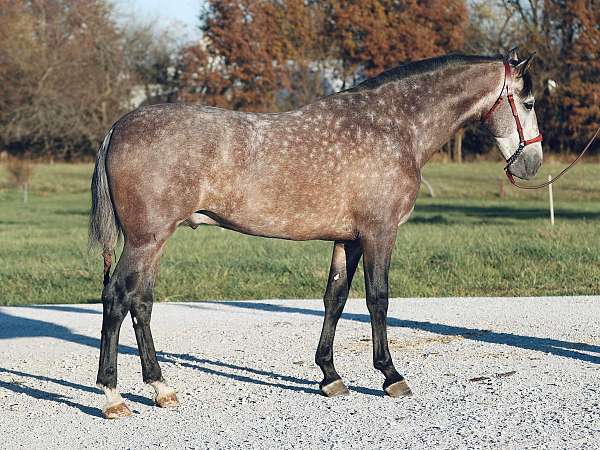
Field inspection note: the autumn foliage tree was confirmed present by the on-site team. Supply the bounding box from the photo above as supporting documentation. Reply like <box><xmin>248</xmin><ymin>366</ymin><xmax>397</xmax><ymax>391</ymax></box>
<box><xmin>180</xmin><ymin>0</ymin><xmax>331</xmax><ymax>111</ymax></box>
<box><xmin>180</xmin><ymin>0</ymin><xmax>468</xmax><ymax>112</ymax></box>
<box><xmin>324</xmin><ymin>0</ymin><xmax>467</xmax><ymax>83</ymax></box>
<box><xmin>545</xmin><ymin>1</ymin><xmax>600</xmax><ymax>151</ymax></box>
<box><xmin>467</xmin><ymin>0</ymin><xmax>600</xmax><ymax>153</ymax></box>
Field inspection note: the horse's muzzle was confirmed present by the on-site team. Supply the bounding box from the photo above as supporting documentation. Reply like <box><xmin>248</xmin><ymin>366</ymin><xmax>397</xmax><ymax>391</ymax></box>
<box><xmin>507</xmin><ymin>145</ymin><xmax>543</xmax><ymax>180</ymax></box>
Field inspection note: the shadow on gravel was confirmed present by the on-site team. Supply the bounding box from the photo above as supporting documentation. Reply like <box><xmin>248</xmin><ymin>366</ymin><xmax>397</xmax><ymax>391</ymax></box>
<box><xmin>0</xmin><ymin>308</ymin><xmax>330</xmax><ymax>414</ymax></box>
<box><xmin>0</xmin><ymin>367</ymin><xmax>153</xmax><ymax>417</ymax></box>
<box><xmin>0</xmin><ymin>309</ymin><xmax>136</xmax><ymax>355</ymax></box>
<box><xmin>159</xmin><ymin>352</ymin><xmax>322</xmax><ymax>395</ymax></box>
<box><xmin>4</xmin><ymin>299</ymin><xmax>597</xmax><ymax>418</ymax></box>
<box><xmin>27</xmin><ymin>305</ymin><xmax>102</xmax><ymax>315</ymax></box>
<box><xmin>209</xmin><ymin>301</ymin><xmax>600</xmax><ymax>365</ymax></box>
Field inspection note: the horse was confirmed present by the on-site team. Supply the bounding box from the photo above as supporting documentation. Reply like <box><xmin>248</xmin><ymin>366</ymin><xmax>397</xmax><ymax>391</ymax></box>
<box><xmin>89</xmin><ymin>49</ymin><xmax>543</xmax><ymax>418</ymax></box>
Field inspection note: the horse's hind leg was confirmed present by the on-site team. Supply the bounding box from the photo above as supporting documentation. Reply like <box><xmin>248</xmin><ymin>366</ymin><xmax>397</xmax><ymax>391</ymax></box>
<box><xmin>129</xmin><ymin>263</ymin><xmax>178</xmax><ymax>408</ymax></box>
<box><xmin>96</xmin><ymin>234</ymin><xmax>174</xmax><ymax>418</ymax></box>
<box><xmin>361</xmin><ymin>229</ymin><xmax>412</xmax><ymax>398</ymax></box>
<box><xmin>315</xmin><ymin>240</ymin><xmax>362</xmax><ymax>397</ymax></box>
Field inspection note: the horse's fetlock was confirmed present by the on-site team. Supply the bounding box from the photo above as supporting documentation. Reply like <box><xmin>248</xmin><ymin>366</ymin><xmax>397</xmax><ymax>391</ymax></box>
<box><xmin>374</xmin><ymin>357</ymin><xmax>393</xmax><ymax>372</ymax></box>
<box><xmin>315</xmin><ymin>348</ymin><xmax>333</xmax><ymax>367</ymax></box>
<box><xmin>96</xmin><ymin>370</ymin><xmax>117</xmax><ymax>388</ymax></box>
<box><xmin>315</xmin><ymin>355</ymin><xmax>333</xmax><ymax>367</ymax></box>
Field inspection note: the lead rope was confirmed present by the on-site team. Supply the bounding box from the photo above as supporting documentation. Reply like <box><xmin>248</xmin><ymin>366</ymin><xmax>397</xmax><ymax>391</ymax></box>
<box><xmin>505</xmin><ymin>127</ymin><xmax>600</xmax><ymax>190</ymax></box>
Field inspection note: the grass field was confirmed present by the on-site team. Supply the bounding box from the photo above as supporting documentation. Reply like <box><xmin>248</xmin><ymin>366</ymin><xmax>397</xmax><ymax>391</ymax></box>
<box><xmin>1</xmin><ymin>161</ymin><xmax>599</xmax><ymax>305</ymax></box>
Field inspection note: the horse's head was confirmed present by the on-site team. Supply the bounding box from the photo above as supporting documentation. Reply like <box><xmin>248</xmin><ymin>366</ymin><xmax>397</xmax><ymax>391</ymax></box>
<box><xmin>484</xmin><ymin>49</ymin><xmax>543</xmax><ymax>180</ymax></box>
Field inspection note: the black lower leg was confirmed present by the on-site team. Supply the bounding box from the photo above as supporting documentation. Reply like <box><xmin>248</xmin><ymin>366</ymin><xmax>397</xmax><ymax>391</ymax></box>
<box><xmin>366</xmin><ymin>295</ymin><xmax>404</xmax><ymax>388</ymax></box>
<box><xmin>315</xmin><ymin>240</ymin><xmax>362</xmax><ymax>387</ymax></box>
<box><xmin>97</xmin><ymin>279</ymin><xmax>131</xmax><ymax>388</ymax></box>
<box><xmin>131</xmin><ymin>289</ymin><xmax>163</xmax><ymax>384</ymax></box>
<box><xmin>362</xmin><ymin>232</ymin><xmax>404</xmax><ymax>390</ymax></box>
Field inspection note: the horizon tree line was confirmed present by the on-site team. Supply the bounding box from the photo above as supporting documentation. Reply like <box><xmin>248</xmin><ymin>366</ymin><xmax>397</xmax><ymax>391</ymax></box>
<box><xmin>0</xmin><ymin>0</ymin><xmax>598</xmax><ymax>160</ymax></box>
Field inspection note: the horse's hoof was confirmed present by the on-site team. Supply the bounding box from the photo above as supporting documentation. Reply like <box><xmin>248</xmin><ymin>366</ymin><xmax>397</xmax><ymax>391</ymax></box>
<box><xmin>384</xmin><ymin>379</ymin><xmax>413</xmax><ymax>398</ymax></box>
<box><xmin>320</xmin><ymin>379</ymin><xmax>350</xmax><ymax>397</ymax></box>
<box><xmin>156</xmin><ymin>392</ymin><xmax>180</xmax><ymax>408</ymax></box>
<box><xmin>103</xmin><ymin>402</ymin><xmax>133</xmax><ymax>419</ymax></box>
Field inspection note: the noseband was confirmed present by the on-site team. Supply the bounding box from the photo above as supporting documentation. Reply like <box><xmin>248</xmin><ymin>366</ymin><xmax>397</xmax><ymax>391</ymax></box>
<box><xmin>482</xmin><ymin>61</ymin><xmax>543</xmax><ymax>171</ymax></box>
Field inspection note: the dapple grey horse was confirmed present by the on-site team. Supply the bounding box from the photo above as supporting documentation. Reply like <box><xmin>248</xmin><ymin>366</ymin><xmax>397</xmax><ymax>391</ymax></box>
<box><xmin>90</xmin><ymin>49</ymin><xmax>542</xmax><ymax>418</ymax></box>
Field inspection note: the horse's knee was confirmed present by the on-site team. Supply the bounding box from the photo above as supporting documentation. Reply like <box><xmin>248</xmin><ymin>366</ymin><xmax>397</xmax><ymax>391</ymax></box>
<box><xmin>324</xmin><ymin>293</ymin><xmax>347</xmax><ymax>314</ymax></box>
<box><xmin>315</xmin><ymin>345</ymin><xmax>334</xmax><ymax>367</ymax></box>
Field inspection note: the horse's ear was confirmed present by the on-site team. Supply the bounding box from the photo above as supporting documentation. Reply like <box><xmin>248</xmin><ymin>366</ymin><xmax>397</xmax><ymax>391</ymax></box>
<box><xmin>515</xmin><ymin>53</ymin><xmax>535</xmax><ymax>78</ymax></box>
<box><xmin>507</xmin><ymin>47</ymin><xmax>519</xmax><ymax>63</ymax></box>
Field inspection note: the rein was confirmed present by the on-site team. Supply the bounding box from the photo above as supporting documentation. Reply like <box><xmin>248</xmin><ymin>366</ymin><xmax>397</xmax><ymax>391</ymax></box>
<box><xmin>505</xmin><ymin>127</ymin><xmax>599</xmax><ymax>189</ymax></box>
<box><xmin>483</xmin><ymin>61</ymin><xmax>599</xmax><ymax>190</ymax></box>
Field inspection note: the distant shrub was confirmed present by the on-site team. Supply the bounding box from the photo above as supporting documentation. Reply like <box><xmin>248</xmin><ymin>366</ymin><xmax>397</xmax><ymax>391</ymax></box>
<box><xmin>6</xmin><ymin>157</ymin><xmax>33</xmax><ymax>187</ymax></box>
<box><xmin>5</xmin><ymin>157</ymin><xmax>34</xmax><ymax>204</ymax></box>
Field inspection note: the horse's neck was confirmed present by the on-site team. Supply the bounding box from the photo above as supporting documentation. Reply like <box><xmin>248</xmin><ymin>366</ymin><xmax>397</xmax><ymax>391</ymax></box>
<box><xmin>375</xmin><ymin>61</ymin><xmax>505</xmax><ymax>167</ymax></box>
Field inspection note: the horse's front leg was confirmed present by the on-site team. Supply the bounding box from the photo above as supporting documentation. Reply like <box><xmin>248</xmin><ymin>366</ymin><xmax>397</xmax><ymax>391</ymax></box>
<box><xmin>361</xmin><ymin>228</ymin><xmax>413</xmax><ymax>397</ymax></box>
<box><xmin>315</xmin><ymin>240</ymin><xmax>362</xmax><ymax>396</ymax></box>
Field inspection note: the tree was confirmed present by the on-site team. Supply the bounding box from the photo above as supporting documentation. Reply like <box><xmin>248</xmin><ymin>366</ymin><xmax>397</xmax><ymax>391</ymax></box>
<box><xmin>0</xmin><ymin>0</ymin><xmax>182</xmax><ymax>159</ymax></box>
<box><xmin>180</xmin><ymin>0</ymin><xmax>333</xmax><ymax>111</ymax></box>
<box><xmin>179</xmin><ymin>0</ymin><xmax>468</xmax><ymax>112</ymax></box>
<box><xmin>552</xmin><ymin>1</ymin><xmax>600</xmax><ymax>150</ymax></box>
<box><xmin>324</xmin><ymin>0</ymin><xmax>467</xmax><ymax>83</ymax></box>
<box><xmin>122</xmin><ymin>23</ymin><xmax>183</xmax><ymax>105</ymax></box>
<box><xmin>468</xmin><ymin>0</ymin><xmax>600</xmax><ymax>153</ymax></box>
<box><xmin>0</xmin><ymin>0</ymin><xmax>127</xmax><ymax>158</ymax></box>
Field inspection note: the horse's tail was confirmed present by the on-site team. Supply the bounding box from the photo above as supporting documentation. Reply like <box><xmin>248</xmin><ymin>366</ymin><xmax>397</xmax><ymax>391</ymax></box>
<box><xmin>89</xmin><ymin>127</ymin><xmax>120</xmax><ymax>286</ymax></box>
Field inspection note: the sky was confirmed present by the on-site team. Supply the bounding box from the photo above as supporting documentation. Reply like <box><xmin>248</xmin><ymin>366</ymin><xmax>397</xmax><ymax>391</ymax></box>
<box><xmin>113</xmin><ymin>0</ymin><xmax>205</xmax><ymax>41</ymax></box>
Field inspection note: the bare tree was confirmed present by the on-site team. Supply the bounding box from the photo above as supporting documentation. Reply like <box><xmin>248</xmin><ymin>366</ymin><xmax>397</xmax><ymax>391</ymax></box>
<box><xmin>0</xmin><ymin>0</ymin><xmax>182</xmax><ymax>159</ymax></box>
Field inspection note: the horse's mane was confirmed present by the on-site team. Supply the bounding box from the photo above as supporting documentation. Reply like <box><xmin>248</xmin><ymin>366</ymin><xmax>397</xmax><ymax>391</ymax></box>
<box><xmin>346</xmin><ymin>53</ymin><xmax>531</xmax><ymax>93</ymax></box>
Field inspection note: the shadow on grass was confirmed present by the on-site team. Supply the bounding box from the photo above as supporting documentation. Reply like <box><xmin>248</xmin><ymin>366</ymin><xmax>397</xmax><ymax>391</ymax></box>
<box><xmin>53</xmin><ymin>208</ymin><xmax>89</xmax><ymax>216</ymax></box>
<box><xmin>416</xmin><ymin>203</ymin><xmax>600</xmax><ymax>221</ymax></box>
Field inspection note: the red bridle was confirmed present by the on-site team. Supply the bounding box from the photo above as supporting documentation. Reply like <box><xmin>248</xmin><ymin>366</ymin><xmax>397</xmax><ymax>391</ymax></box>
<box><xmin>482</xmin><ymin>61</ymin><xmax>543</xmax><ymax>171</ymax></box>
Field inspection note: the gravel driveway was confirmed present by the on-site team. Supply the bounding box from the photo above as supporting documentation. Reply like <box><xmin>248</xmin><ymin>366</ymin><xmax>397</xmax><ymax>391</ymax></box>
<box><xmin>1</xmin><ymin>297</ymin><xmax>599</xmax><ymax>449</ymax></box>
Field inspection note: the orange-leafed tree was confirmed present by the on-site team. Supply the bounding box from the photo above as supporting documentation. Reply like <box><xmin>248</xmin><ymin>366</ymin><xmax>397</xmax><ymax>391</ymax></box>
<box><xmin>180</xmin><ymin>0</ymin><xmax>328</xmax><ymax>111</ymax></box>
<box><xmin>324</xmin><ymin>0</ymin><xmax>467</xmax><ymax>84</ymax></box>
<box><xmin>554</xmin><ymin>1</ymin><xmax>600</xmax><ymax>151</ymax></box>
<box><xmin>486</xmin><ymin>0</ymin><xmax>600</xmax><ymax>152</ymax></box>
<box><xmin>180</xmin><ymin>0</ymin><xmax>468</xmax><ymax>112</ymax></box>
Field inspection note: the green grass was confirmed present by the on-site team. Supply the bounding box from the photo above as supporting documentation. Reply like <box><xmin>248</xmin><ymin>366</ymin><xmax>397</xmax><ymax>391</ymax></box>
<box><xmin>1</xmin><ymin>161</ymin><xmax>599</xmax><ymax>305</ymax></box>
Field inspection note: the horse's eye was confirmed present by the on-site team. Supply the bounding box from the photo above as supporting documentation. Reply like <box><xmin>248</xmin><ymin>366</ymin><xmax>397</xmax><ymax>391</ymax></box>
<box><xmin>524</xmin><ymin>101</ymin><xmax>534</xmax><ymax>111</ymax></box>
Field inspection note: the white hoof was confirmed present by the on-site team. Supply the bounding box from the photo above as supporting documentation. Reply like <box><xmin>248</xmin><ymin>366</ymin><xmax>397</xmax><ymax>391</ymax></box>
<box><xmin>150</xmin><ymin>381</ymin><xmax>179</xmax><ymax>408</ymax></box>
<box><xmin>100</xmin><ymin>386</ymin><xmax>132</xmax><ymax>419</ymax></box>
